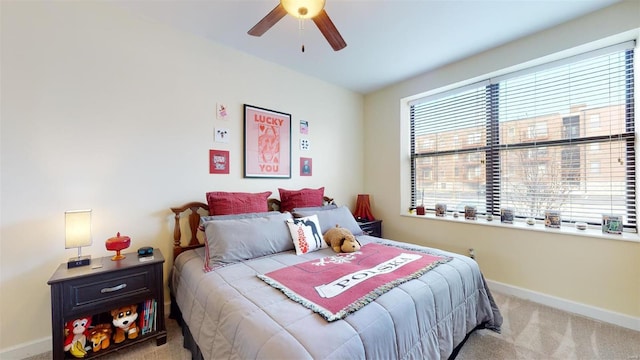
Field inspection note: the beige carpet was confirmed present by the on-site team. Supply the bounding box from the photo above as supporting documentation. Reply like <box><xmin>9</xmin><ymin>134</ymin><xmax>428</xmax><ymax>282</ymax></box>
<box><xmin>26</xmin><ymin>292</ymin><xmax>640</xmax><ymax>359</ymax></box>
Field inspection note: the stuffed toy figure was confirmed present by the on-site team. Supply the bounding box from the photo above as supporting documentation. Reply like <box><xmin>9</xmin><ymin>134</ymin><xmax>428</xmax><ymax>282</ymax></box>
<box><xmin>323</xmin><ymin>225</ymin><xmax>361</xmax><ymax>253</ymax></box>
<box><xmin>88</xmin><ymin>323</ymin><xmax>112</xmax><ymax>352</ymax></box>
<box><xmin>111</xmin><ymin>304</ymin><xmax>139</xmax><ymax>344</ymax></box>
<box><xmin>63</xmin><ymin>316</ymin><xmax>91</xmax><ymax>358</ymax></box>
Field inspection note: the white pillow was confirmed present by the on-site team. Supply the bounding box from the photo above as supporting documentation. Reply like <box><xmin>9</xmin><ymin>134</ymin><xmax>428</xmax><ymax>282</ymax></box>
<box><xmin>286</xmin><ymin>215</ymin><xmax>327</xmax><ymax>255</ymax></box>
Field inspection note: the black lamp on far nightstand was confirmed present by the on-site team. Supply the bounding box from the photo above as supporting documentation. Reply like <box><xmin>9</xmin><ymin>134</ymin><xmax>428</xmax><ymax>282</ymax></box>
<box><xmin>65</xmin><ymin>209</ymin><xmax>92</xmax><ymax>268</ymax></box>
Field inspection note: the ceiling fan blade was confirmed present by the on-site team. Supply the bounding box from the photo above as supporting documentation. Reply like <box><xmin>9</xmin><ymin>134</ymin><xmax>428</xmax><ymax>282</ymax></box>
<box><xmin>312</xmin><ymin>9</ymin><xmax>347</xmax><ymax>51</ymax></box>
<box><xmin>248</xmin><ymin>4</ymin><xmax>287</xmax><ymax>37</ymax></box>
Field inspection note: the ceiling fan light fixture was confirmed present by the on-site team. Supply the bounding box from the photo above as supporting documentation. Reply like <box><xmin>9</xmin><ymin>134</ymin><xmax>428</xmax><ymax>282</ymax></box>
<box><xmin>281</xmin><ymin>0</ymin><xmax>325</xmax><ymax>19</ymax></box>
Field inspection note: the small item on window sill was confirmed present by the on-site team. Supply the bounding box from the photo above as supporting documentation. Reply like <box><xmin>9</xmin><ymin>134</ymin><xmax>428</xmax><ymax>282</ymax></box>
<box><xmin>416</xmin><ymin>205</ymin><xmax>425</xmax><ymax>216</ymax></box>
<box><xmin>526</xmin><ymin>218</ymin><xmax>536</xmax><ymax>225</ymax></box>
<box><xmin>435</xmin><ymin>203</ymin><xmax>446</xmax><ymax>217</ymax></box>
<box><xmin>464</xmin><ymin>206</ymin><xmax>477</xmax><ymax>220</ymax></box>
<box><xmin>575</xmin><ymin>222</ymin><xmax>587</xmax><ymax>230</ymax></box>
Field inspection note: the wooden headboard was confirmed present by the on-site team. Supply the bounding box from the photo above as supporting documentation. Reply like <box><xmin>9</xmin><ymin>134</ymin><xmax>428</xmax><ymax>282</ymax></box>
<box><xmin>170</xmin><ymin>196</ymin><xmax>334</xmax><ymax>260</ymax></box>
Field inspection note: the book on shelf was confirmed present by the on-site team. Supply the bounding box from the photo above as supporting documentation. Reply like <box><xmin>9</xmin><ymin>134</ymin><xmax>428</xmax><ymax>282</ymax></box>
<box><xmin>602</xmin><ymin>214</ymin><xmax>622</xmax><ymax>234</ymax></box>
<box><xmin>544</xmin><ymin>210</ymin><xmax>561</xmax><ymax>228</ymax></box>
<box><xmin>500</xmin><ymin>208</ymin><xmax>514</xmax><ymax>224</ymax></box>
<box><xmin>139</xmin><ymin>299</ymin><xmax>157</xmax><ymax>335</ymax></box>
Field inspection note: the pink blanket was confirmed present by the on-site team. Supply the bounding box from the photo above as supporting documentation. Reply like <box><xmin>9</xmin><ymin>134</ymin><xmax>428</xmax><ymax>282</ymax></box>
<box><xmin>258</xmin><ymin>243</ymin><xmax>451</xmax><ymax>321</ymax></box>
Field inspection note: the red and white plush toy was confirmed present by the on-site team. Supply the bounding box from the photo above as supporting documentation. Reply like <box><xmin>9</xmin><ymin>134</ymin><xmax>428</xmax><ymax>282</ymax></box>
<box><xmin>63</xmin><ymin>316</ymin><xmax>91</xmax><ymax>357</ymax></box>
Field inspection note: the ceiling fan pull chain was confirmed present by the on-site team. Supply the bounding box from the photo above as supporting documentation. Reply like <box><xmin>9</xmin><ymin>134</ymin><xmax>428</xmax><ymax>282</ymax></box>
<box><xmin>299</xmin><ymin>18</ymin><xmax>306</xmax><ymax>52</ymax></box>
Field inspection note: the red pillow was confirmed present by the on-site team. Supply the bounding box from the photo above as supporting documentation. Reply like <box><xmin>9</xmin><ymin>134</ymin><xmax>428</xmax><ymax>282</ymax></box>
<box><xmin>206</xmin><ymin>191</ymin><xmax>272</xmax><ymax>215</ymax></box>
<box><xmin>278</xmin><ymin>187</ymin><xmax>324</xmax><ymax>213</ymax></box>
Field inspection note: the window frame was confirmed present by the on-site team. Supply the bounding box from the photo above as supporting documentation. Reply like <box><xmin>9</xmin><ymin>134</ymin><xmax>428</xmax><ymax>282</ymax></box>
<box><xmin>404</xmin><ymin>41</ymin><xmax>637</xmax><ymax>235</ymax></box>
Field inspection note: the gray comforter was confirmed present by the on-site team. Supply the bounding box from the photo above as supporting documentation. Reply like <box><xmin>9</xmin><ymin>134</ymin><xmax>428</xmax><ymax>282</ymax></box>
<box><xmin>171</xmin><ymin>235</ymin><xmax>502</xmax><ymax>359</ymax></box>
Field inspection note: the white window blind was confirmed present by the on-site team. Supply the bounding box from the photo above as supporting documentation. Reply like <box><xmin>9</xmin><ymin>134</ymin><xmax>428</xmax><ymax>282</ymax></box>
<box><xmin>410</xmin><ymin>42</ymin><xmax>636</xmax><ymax>231</ymax></box>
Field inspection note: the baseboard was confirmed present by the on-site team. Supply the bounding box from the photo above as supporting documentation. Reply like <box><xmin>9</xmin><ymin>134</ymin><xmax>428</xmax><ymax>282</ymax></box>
<box><xmin>0</xmin><ymin>302</ymin><xmax>173</xmax><ymax>359</ymax></box>
<box><xmin>0</xmin><ymin>336</ymin><xmax>51</xmax><ymax>360</ymax></box>
<box><xmin>486</xmin><ymin>279</ymin><xmax>640</xmax><ymax>332</ymax></box>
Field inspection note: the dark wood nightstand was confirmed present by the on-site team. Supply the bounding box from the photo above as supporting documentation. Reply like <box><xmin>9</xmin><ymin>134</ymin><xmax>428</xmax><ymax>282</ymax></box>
<box><xmin>48</xmin><ymin>249</ymin><xmax>166</xmax><ymax>360</ymax></box>
<box><xmin>358</xmin><ymin>219</ymin><xmax>382</xmax><ymax>238</ymax></box>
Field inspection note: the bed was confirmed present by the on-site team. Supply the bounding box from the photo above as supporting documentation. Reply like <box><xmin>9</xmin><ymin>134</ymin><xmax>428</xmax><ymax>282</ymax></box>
<box><xmin>169</xmin><ymin>189</ymin><xmax>502</xmax><ymax>360</ymax></box>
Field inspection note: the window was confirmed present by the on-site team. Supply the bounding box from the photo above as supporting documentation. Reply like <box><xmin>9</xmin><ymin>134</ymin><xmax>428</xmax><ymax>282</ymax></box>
<box><xmin>409</xmin><ymin>42</ymin><xmax>636</xmax><ymax>232</ymax></box>
<box><xmin>562</xmin><ymin>116</ymin><xmax>581</xmax><ymax>139</ymax></box>
<box><xmin>589</xmin><ymin>114</ymin><xmax>601</xmax><ymax>128</ymax></box>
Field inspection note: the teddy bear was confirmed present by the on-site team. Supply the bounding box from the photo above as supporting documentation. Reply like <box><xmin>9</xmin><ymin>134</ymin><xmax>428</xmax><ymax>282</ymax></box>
<box><xmin>63</xmin><ymin>316</ymin><xmax>91</xmax><ymax>358</ymax></box>
<box><xmin>111</xmin><ymin>304</ymin><xmax>139</xmax><ymax>344</ymax></box>
<box><xmin>88</xmin><ymin>323</ymin><xmax>112</xmax><ymax>352</ymax></box>
<box><xmin>323</xmin><ymin>225</ymin><xmax>361</xmax><ymax>253</ymax></box>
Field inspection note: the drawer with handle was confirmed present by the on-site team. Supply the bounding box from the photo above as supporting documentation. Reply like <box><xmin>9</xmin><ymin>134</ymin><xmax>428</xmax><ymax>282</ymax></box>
<box><xmin>63</xmin><ymin>267</ymin><xmax>155</xmax><ymax>314</ymax></box>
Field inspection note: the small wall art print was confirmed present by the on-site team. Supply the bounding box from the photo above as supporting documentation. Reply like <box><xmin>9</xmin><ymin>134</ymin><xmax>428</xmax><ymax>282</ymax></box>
<box><xmin>216</xmin><ymin>103</ymin><xmax>228</xmax><ymax>119</ymax></box>
<box><xmin>300</xmin><ymin>157</ymin><xmax>312</xmax><ymax>176</ymax></box>
<box><xmin>209</xmin><ymin>149</ymin><xmax>229</xmax><ymax>174</ymax></box>
<box><xmin>214</xmin><ymin>128</ymin><xmax>230</xmax><ymax>143</ymax></box>
<box><xmin>243</xmin><ymin>104</ymin><xmax>291</xmax><ymax>178</ymax></box>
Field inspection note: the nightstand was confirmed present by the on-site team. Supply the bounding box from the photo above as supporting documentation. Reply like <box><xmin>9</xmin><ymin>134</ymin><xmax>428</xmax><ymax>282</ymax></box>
<box><xmin>358</xmin><ymin>219</ymin><xmax>382</xmax><ymax>238</ymax></box>
<box><xmin>48</xmin><ymin>249</ymin><xmax>166</xmax><ymax>360</ymax></box>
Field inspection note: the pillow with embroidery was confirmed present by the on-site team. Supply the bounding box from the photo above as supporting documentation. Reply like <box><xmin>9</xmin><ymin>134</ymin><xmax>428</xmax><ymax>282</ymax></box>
<box><xmin>286</xmin><ymin>215</ymin><xmax>327</xmax><ymax>255</ymax></box>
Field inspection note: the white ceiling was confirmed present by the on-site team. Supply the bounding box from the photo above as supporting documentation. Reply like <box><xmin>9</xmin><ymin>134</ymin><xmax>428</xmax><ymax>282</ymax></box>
<box><xmin>114</xmin><ymin>0</ymin><xmax>621</xmax><ymax>94</ymax></box>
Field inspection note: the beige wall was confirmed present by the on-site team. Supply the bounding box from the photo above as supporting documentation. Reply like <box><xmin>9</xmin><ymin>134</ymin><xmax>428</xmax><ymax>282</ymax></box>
<box><xmin>0</xmin><ymin>1</ymin><xmax>363</xmax><ymax>353</ymax></box>
<box><xmin>364</xmin><ymin>0</ymin><xmax>640</xmax><ymax>319</ymax></box>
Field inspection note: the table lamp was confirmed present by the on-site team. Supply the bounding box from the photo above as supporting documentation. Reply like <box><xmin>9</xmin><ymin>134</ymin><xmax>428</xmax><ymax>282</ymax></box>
<box><xmin>65</xmin><ymin>209</ymin><xmax>92</xmax><ymax>268</ymax></box>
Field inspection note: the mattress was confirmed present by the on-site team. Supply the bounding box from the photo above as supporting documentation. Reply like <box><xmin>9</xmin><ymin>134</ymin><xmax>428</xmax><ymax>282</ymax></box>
<box><xmin>170</xmin><ymin>235</ymin><xmax>502</xmax><ymax>359</ymax></box>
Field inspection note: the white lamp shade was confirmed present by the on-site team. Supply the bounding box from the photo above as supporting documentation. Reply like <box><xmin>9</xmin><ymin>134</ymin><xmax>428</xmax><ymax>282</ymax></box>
<box><xmin>281</xmin><ymin>0</ymin><xmax>325</xmax><ymax>19</ymax></box>
<box><xmin>65</xmin><ymin>209</ymin><xmax>92</xmax><ymax>249</ymax></box>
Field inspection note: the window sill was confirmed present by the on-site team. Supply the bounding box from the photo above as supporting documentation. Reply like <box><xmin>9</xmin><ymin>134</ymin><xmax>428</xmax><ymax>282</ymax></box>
<box><xmin>401</xmin><ymin>212</ymin><xmax>640</xmax><ymax>243</ymax></box>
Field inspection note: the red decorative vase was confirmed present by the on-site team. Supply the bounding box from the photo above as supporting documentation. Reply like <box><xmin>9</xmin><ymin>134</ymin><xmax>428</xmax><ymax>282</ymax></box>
<box><xmin>105</xmin><ymin>232</ymin><xmax>131</xmax><ymax>261</ymax></box>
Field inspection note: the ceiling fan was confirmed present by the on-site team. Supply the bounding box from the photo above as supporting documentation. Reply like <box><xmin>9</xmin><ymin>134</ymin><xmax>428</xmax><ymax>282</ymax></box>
<box><xmin>248</xmin><ymin>0</ymin><xmax>347</xmax><ymax>51</ymax></box>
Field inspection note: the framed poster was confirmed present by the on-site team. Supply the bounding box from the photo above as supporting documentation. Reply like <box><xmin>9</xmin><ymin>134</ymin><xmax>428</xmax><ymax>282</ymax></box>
<box><xmin>209</xmin><ymin>149</ymin><xmax>229</xmax><ymax>174</ymax></box>
<box><xmin>300</xmin><ymin>157</ymin><xmax>312</xmax><ymax>176</ymax></box>
<box><xmin>243</xmin><ymin>104</ymin><xmax>291</xmax><ymax>178</ymax></box>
